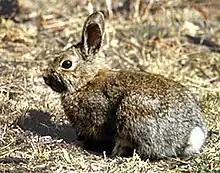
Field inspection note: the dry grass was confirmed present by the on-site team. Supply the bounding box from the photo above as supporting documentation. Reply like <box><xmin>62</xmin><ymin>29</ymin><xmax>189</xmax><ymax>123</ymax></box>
<box><xmin>0</xmin><ymin>0</ymin><xmax>219</xmax><ymax>172</ymax></box>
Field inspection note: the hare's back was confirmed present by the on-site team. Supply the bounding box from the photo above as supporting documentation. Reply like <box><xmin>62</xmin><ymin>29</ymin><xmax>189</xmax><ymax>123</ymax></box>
<box><xmin>102</xmin><ymin>71</ymin><xmax>201</xmax><ymax>119</ymax></box>
<box><xmin>106</xmin><ymin>71</ymin><xmax>192</xmax><ymax>99</ymax></box>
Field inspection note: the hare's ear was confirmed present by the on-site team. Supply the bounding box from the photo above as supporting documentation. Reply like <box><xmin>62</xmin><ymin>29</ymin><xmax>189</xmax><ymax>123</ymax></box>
<box><xmin>79</xmin><ymin>11</ymin><xmax>105</xmax><ymax>59</ymax></box>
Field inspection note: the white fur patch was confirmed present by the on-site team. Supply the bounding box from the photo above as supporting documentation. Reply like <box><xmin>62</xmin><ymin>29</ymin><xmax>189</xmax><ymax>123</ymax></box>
<box><xmin>184</xmin><ymin>126</ymin><xmax>205</xmax><ymax>156</ymax></box>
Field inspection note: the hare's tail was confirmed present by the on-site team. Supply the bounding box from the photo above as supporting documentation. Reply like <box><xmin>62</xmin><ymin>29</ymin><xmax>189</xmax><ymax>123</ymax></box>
<box><xmin>184</xmin><ymin>126</ymin><xmax>207</xmax><ymax>156</ymax></box>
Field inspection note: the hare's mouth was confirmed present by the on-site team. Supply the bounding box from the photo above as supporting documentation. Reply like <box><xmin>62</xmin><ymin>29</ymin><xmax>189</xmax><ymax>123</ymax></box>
<box><xmin>43</xmin><ymin>73</ymin><xmax>68</xmax><ymax>93</ymax></box>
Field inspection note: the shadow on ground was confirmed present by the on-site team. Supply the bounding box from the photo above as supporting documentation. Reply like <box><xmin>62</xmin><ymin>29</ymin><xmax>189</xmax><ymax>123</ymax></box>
<box><xmin>15</xmin><ymin>109</ymin><xmax>114</xmax><ymax>154</ymax></box>
<box><xmin>16</xmin><ymin>109</ymin><xmax>77</xmax><ymax>142</ymax></box>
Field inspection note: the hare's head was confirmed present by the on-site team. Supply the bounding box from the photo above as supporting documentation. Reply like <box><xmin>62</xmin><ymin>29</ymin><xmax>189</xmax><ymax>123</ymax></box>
<box><xmin>43</xmin><ymin>11</ymin><xmax>106</xmax><ymax>93</ymax></box>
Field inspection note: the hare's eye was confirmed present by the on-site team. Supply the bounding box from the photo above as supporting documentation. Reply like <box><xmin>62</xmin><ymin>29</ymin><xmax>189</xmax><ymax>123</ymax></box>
<box><xmin>60</xmin><ymin>55</ymin><xmax>78</xmax><ymax>71</ymax></box>
<box><xmin>61</xmin><ymin>60</ymin><xmax>72</xmax><ymax>69</ymax></box>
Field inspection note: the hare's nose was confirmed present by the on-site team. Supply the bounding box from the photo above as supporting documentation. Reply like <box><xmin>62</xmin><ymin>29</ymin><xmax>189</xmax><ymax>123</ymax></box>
<box><xmin>43</xmin><ymin>75</ymin><xmax>49</xmax><ymax>83</ymax></box>
<box><xmin>43</xmin><ymin>73</ymin><xmax>68</xmax><ymax>93</ymax></box>
<box><xmin>43</xmin><ymin>73</ymin><xmax>58</xmax><ymax>85</ymax></box>
<box><xmin>43</xmin><ymin>74</ymin><xmax>52</xmax><ymax>86</ymax></box>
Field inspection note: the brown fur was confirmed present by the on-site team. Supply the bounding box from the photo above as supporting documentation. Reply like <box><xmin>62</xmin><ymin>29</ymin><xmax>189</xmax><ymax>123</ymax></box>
<box><xmin>43</xmin><ymin>11</ymin><xmax>207</xmax><ymax>159</ymax></box>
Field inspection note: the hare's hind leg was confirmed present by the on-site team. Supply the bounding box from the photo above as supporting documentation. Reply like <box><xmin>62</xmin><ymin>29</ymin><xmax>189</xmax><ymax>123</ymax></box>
<box><xmin>111</xmin><ymin>94</ymin><xmax>155</xmax><ymax>159</ymax></box>
<box><xmin>184</xmin><ymin>126</ymin><xmax>206</xmax><ymax>156</ymax></box>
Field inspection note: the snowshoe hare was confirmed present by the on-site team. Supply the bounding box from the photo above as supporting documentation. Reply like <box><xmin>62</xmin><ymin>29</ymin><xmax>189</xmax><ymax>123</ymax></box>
<box><xmin>43</xmin><ymin>11</ymin><xmax>207</xmax><ymax>159</ymax></box>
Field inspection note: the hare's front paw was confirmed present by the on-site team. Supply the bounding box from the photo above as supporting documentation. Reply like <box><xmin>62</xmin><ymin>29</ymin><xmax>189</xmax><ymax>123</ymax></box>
<box><xmin>81</xmin><ymin>138</ymin><xmax>115</xmax><ymax>154</ymax></box>
<box><xmin>111</xmin><ymin>138</ymin><xmax>134</xmax><ymax>158</ymax></box>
